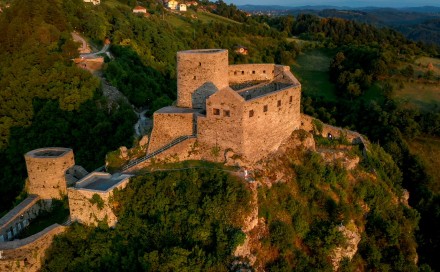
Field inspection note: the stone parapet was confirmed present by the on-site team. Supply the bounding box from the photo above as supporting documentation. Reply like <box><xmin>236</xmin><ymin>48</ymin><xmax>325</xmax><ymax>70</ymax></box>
<box><xmin>0</xmin><ymin>224</ymin><xmax>66</xmax><ymax>272</ymax></box>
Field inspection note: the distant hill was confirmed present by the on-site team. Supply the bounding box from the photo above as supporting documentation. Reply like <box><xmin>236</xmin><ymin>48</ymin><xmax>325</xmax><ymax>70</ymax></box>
<box><xmin>240</xmin><ymin>5</ymin><xmax>440</xmax><ymax>46</ymax></box>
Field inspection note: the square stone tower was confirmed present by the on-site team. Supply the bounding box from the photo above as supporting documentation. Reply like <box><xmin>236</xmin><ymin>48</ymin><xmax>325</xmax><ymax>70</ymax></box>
<box><xmin>177</xmin><ymin>49</ymin><xmax>229</xmax><ymax>109</ymax></box>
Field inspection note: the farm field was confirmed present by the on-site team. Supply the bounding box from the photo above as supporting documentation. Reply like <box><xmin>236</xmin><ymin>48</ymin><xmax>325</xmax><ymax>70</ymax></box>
<box><xmin>392</xmin><ymin>56</ymin><xmax>440</xmax><ymax>110</ymax></box>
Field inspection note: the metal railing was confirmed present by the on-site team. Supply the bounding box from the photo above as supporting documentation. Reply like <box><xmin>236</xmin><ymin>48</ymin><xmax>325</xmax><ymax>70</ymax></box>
<box><xmin>122</xmin><ymin>135</ymin><xmax>196</xmax><ymax>171</ymax></box>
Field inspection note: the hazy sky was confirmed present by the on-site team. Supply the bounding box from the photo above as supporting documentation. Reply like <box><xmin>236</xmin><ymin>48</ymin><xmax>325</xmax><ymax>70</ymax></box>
<box><xmin>223</xmin><ymin>0</ymin><xmax>440</xmax><ymax>7</ymax></box>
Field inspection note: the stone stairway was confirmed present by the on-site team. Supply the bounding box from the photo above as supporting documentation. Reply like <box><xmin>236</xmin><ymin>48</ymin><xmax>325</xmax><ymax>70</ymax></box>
<box><xmin>122</xmin><ymin>135</ymin><xmax>196</xmax><ymax>171</ymax></box>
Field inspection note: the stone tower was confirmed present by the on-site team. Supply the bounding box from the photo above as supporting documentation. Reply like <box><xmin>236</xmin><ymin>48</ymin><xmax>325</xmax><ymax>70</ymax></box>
<box><xmin>24</xmin><ymin>147</ymin><xmax>75</xmax><ymax>199</ymax></box>
<box><xmin>177</xmin><ymin>49</ymin><xmax>229</xmax><ymax>109</ymax></box>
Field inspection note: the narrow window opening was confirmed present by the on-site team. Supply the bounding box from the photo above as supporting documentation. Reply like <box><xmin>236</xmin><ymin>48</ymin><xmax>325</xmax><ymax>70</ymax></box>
<box><xmin>234</xmin><ymin>71</ymin><xmax>237</xmax><ymax>75</ymax></box>
<box><xmin>242</xmin><ymin>71</ymin><xmax>245</xmax><ymax>75</ymax></box>
<box><xmin>289</xmin><ymin>96</ymin><xmax>293</xmax><ymax>103</ymax></box>
<box><xmin>193</xmin><ymin>76</ymin><xmax>197</xmax><ymax>80</ymax></box>
<box><xmin>263</xmin><ymin>70</ymin><xmax>266</xmax><ymax>74</ymax></box>
<box><xmin>213</xmin><ymin>108</ymin><xmax>220</xmax><ymax>116</ymax></box>
<box><xmin>252</xmin><ymin>70</ymin><xmax>255</xmax><ymax>74</ymax></box>
<box><xmin>224</xmin><ymin>110</ymin><xmax>230</xmax><ymax>117</ymax></box>
<box><xmin>249</xmin><ymin>110</ymin><xmax>254</xmax><ymax>118</ymax></box>
<box><xmin>199</xmin><ymin>62</ymin><xmax>202</xmax><ymax>66</ymax></box>
<box><xmin>277</xmin><ymin>100</ymin><xmax>281</xmax><ymax>107</ymax></box>
<box><xmin>263</xmin><ymin>105</ymin><xmax>268</xmax><ymax>112</ymax></box>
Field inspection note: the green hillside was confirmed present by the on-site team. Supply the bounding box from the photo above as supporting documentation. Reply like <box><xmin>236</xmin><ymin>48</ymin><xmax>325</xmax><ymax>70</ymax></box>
<box><xmin>0</xmin><ymin>0</ymin><xmax>439</xmax><ymax>271</ymax></box>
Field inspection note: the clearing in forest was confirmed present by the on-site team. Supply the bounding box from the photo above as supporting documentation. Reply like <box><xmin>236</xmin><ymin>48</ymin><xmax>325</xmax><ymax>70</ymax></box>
<box><xmin>291</xmin><ymin>49</ymin><xmax>338</xmax><ymax>101</ymax></box>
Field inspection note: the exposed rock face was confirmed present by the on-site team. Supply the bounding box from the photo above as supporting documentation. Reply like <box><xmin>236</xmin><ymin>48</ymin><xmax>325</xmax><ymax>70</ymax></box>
<box><xmin>401</xmin><ymin>189</ymin><xmax>410</xmax><ymax>206</ymax></box>
<box><xmin>139</xmin><ymin>135</ymin><xmax>149</xmax><ymax>147</ymax></box>
<box><xmin>119</xmin><ymin>146</ymin><xmax>128</xmax><ymax>159</ymax></box>
<box><xmin>234</xmin><ymin>183</ymin><xmax>259</xmax><ymax>266</ymax></box>
<box><xmin>319</xmin><ymin>149</ymin><xmax>360</xmax><ymax>170</ymax></box>
<box><xmin>331</xmin><ymin>221</ymin><xmax>361</xmax><ymax>271</ymax></box>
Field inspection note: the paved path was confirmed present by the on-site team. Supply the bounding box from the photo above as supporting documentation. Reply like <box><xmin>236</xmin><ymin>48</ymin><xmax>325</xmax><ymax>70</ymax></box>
<box><xmin>80</xmin><ymin>44</ymin><xmax>110</xmax><ymax>59</ymax></box>
<box><xmin>71</xmin><ymin>32</ymin><xmax>89</xmax><ymax>52</ymax></box>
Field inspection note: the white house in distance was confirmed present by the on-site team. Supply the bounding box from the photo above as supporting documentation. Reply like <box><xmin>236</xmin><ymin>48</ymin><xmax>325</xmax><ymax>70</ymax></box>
<box><xmin>179</xmin><ymin>3</ymin><xmax>187</xmax><ymax>11</ymax></box>
<box><xmin>167</xmin><ymin>0</ymin><xmax>178</xmax><ymax>10</ymax></box>
<box><xmin>83</xmin><ymin>0</ymin><xmax>100</xmax><ymax>5</ymax></box>
<box><xmin>133</xmin><ymin>6</ymin><xmax>147</xmax><ymax>13</ymax></box>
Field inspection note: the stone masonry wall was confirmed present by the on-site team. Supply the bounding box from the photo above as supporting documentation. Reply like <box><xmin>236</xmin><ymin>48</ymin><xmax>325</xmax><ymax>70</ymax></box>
<box><xmin>148</xmin><ymin>111</ymin><xmax>195</xmax><ymax>154</ymax></box>
<box><xmin>0</xmin><ymin>224</ymin><xmax>66</xmax><ymax>272</ymax></box>
<box><xmin>228</xmin><ymin>64</ymin><xmax>295</xmax><ymax>84</ymax></box>
<box><xmin>197</xmin><ymin>87</ymin><xmax>246</xmax><ymax>156</ymax></box>
<box><xmin>300</xmin><ymin>114</ymin><xmax>364</xmax><ymax>144</ymax></box>
<box><xmin>242</xmin><ymin>85</ymin><xmax>301</xmax><ymax>161</ymax></box>
<box><xmin>228</xmin><ymin>64</ymin><xmax>276</xmax><ymax>84</ymax></box>
<box><xmin>67</xmin><ymin>179</ymin><xmax>129</xmax><ymax>227</ymax></box>
<box><xmin>0</xmin><ymin>196</ymin><xmax>48</xmax><ymax>242</ymax></box>
<box><xmin>177</xmin><ymin>49</ymin><xmax>229</xmax><ymax>109</ymax></box>
<box><xmin>25</xmin><ymin>148</ymin><xmax>75</xmax><ymax>200</ymax></box>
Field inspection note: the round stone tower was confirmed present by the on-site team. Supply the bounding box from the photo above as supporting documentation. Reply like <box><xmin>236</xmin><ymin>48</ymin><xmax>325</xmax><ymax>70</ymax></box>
<box><xmin>177</xmin><ymin>49</ymin><xmax>229</xmax><ymax>109</ymax></box>
<box><xmin>24</xmin><ymin>147</ymin><xmax>75</xmax><ymax>199</ymax></box>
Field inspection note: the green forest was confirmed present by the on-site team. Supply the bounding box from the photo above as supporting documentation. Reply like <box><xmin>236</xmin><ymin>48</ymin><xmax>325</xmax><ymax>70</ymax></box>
<box><xmin>0</xmin><ymin>0</ymin><xmax>439</xmax><ymax>270</ymax></box>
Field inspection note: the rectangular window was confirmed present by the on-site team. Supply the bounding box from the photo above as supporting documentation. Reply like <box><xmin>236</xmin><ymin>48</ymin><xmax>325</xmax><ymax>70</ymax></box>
<box><xmin>213</xmin><ymin>108</ymin><xmax>220</xmax><ymax>116</ymax></box>
<box><xmin>249</xmin><ymin>110</ymin><xmax>254</xmax><ymax>118</ymax></box>
<box><xmin>242</xmin><ymin>71</ymin><xmax>245</xmax><ymax>75</ymax></box>
<box><xmin>289</xmin><ymin>96</ymin><xmax>293</xmax><ymax>103</ymax></box>
<box><xmin>223</xmin><ymin>110</ymin><xmax>230</xmax><ymax>117</ymax></box>
<box><xmin>252</xmin><ymin>70</ymin><xmax>256</xmax><ymax>74</ymax></box>
<box><xmin>263</xmin><ymin>105</ymin><xmax>268</xmax><ymax>112</ymax></box>
<box><xmin>277</xmin><ymin>100</ymin><xmax>281</xmax><ymax>107</ymax></box>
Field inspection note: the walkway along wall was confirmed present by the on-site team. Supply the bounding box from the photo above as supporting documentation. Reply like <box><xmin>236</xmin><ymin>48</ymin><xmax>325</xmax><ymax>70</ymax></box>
<box><xmin>0</xmin><ymin>195</ymin><xmax>50</xmax><ymax>242</ymax></box>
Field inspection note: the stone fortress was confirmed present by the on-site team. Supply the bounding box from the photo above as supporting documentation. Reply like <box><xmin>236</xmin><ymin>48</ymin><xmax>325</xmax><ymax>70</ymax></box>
<box><xmin>147</xmin><ymin>49</ymin><xmax>302</xmax><ymax>163</ymax></box>
<box><xmin>0</xmin><ymin>49</ymin><xmax>366</xmax><ymax>271</ymax></box>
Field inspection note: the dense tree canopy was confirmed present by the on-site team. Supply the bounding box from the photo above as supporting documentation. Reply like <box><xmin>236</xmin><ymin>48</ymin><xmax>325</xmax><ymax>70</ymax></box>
<box><xmin>42</xmin><ymin>169</ymin><xmax>251</xmax><ymax>271</ymax></box>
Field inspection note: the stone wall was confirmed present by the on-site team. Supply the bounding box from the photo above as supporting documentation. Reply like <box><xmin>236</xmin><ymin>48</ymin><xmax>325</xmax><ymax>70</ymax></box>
<box><xmin>0</xmin><ymin>224</ymin><xmax>66</xmax><ymax>272</ymax></box>
<box><xmin>67</xmin><ymin>178</ymin><xmax>130</xmax><ymax>227</ymax></box>
<box><xmin>147</xmin><ymin>108</ymin><xmax>196</xmax><ymax>153</ymax></box>
<box><xmin>228</xmin><ymin>64</ymin><xmax>277</xmax><ymax>84</ymax></box>
<box><xmin>25</xmin><ymin>148</ymin><xmax>75</xmax><ymax>200</ymax></box>
<box><xmin>197</xmin><ymin>87</ymin><xmax>246</xmax><ymax>157</ymax></box>
<box><xmin>0</xmin><ymin>196</ymin><xmax>48</xmax><ymax>242</ymax></box>
<box><xmin>177</xmin><ymin>49</ymin><xmax>229</xmax><ymax>109</ymax></box>
<box><xmin>242</xmin><ymin>85</ymin><xmax>301</xmax><ymax>161</ymax></box>
<box><xmin>300</xmin><ymin>114</ymin><xmax>365</xmax><ymax>144</ymax></box>
<box><xmin>125</xmin><ymin>138</ymin><xmax>199</xmax><ymax>172</ymax></box>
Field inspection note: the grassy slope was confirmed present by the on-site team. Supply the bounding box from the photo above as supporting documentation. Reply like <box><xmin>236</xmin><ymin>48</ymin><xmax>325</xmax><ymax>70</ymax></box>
<box><xmin>291</xmin><ymin>49</ymin><xmax>338</xmax><ymax>101</ymax></box>
<box><xmin>408</xmin><ymin>136</ymin><xmax>440</xmax><ymax>194</ymax></box>
<box><xmin>393</xmin><ymin>56</ymin><xmax>440</xmax><ymax>110</ymax></box>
